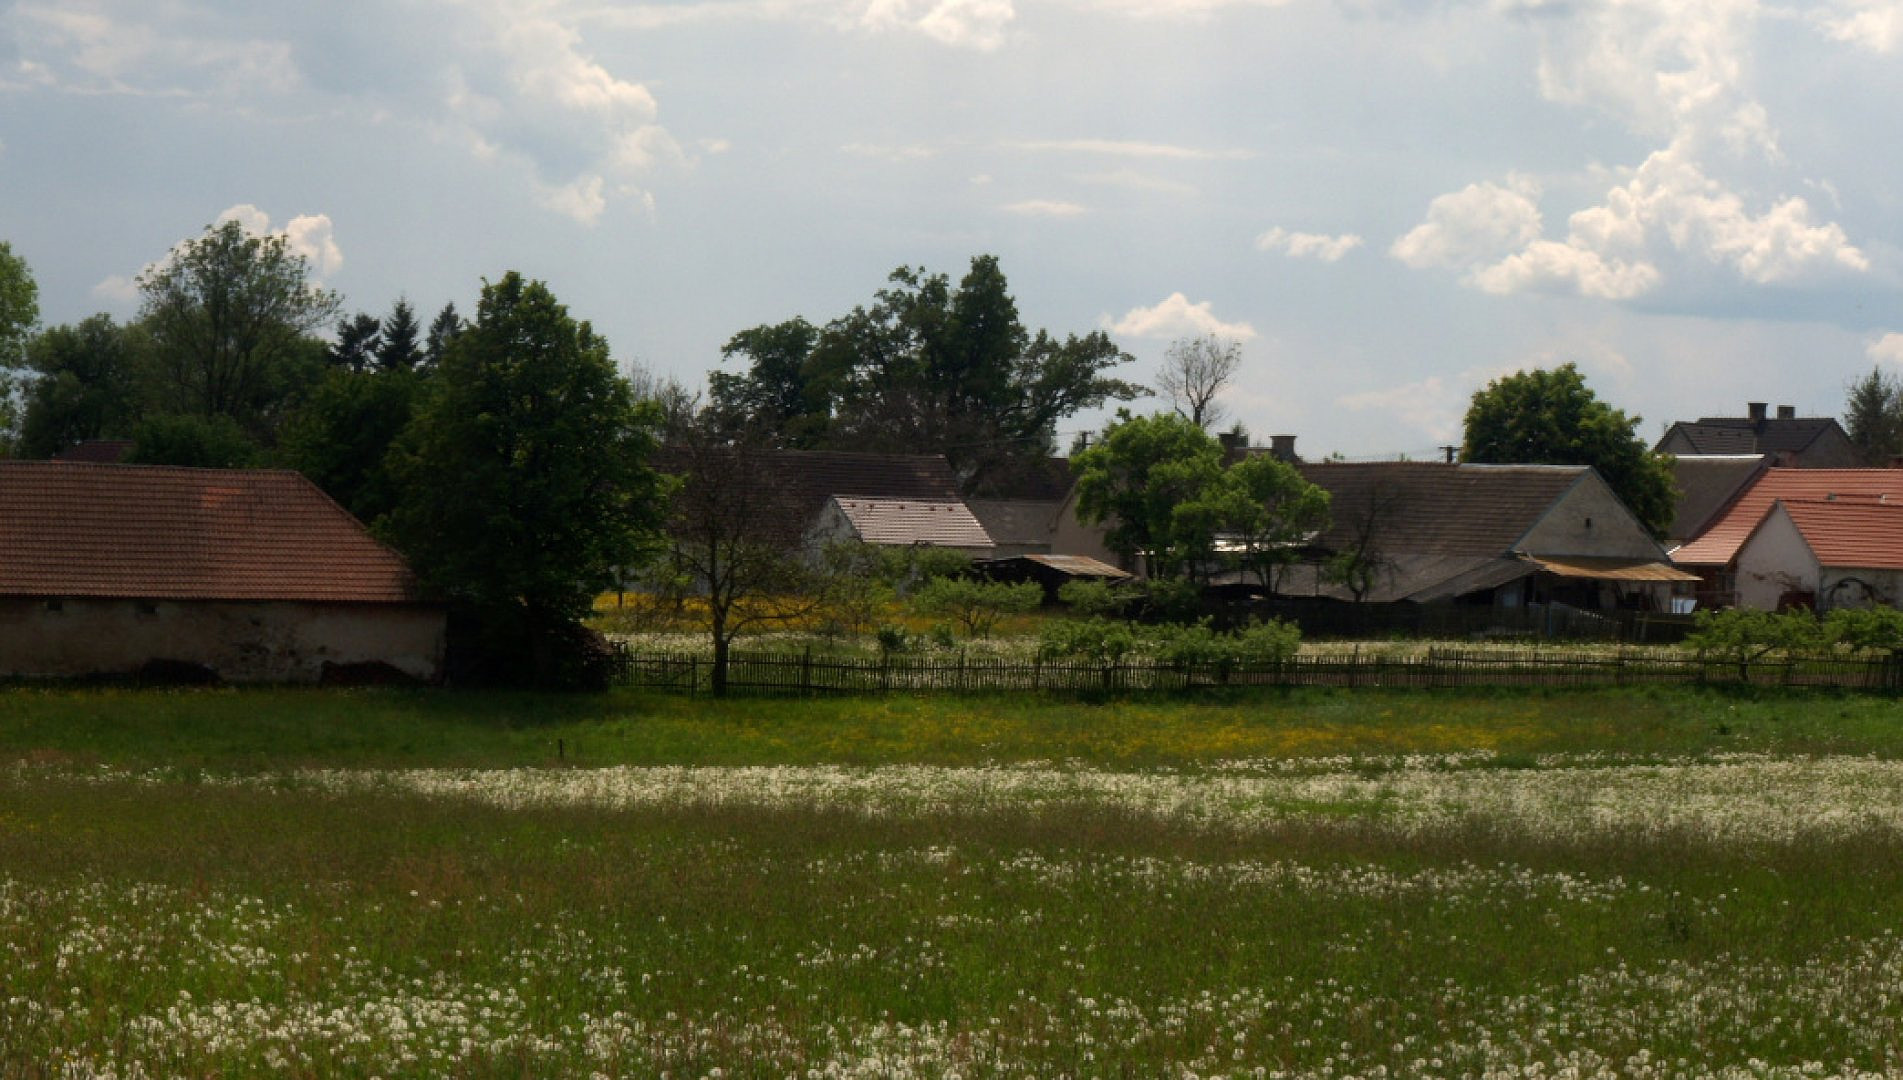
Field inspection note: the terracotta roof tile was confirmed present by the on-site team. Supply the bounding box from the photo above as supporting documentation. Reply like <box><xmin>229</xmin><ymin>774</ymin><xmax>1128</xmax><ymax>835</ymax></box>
<box><xmin>0</xmin><ymin>462</ymin><xmax>421</xmax><ymax>603</ymax></box>
<box><xmin>1672</xmin><ymin>468</ymin><xmax>1903</xmax><ymax>566</ymax></box>
<box><xmin>1775</xmin><ymin>499</ymin><xmax>1903</xmax><ymax>571</ymax></box>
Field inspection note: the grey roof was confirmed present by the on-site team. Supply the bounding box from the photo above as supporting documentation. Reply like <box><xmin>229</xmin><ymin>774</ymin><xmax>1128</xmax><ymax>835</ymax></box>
<box><xmin>1297</xmin><ymin>462</ymin><xmax>1587</xmax><ymax>557</ymax></box>
<box><xmin>830</xmin><ymin>497</ymin><xmax>993</xmax><ymax>549</ymax></box>
<box><xmin>1665</xmin><ymin>454</ymin><xmax>1769</xmax><ymax>544</ymax></box>
<box><xmin>965</xmin><ymin>499</ymin><xmax>1061</xmax><ymax>548</ymax></box>
<box><xmin>975</xmin><ymin>553</ymin><xmax>1130</xmax><ymax>579</ymax></box>
<box><xmin>1658</xmin><ymin>416</ymin><xmax>1847</xmax><ymax>456</ymax></box>
<box><xmin>1276</xmin><ymin>555</ymin><xmax>1534</xmax><ymax>603</ymax></box>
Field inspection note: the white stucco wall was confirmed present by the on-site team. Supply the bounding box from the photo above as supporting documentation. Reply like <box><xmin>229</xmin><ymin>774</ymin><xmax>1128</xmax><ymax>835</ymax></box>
<box><xmin>1732</xmin><ymin>508</ymin><xmax>1821</xmax><ymax>610</ymax></box>
<box><xmin>0</xmin><ymin>599</ymin><xmax>446</xmax><ymax>682</ymax></box>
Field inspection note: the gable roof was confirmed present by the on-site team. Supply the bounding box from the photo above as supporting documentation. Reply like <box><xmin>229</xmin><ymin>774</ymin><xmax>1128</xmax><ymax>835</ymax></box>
<box><xmin>1672</xmin><ymin>468</ymin><xmax>1903</xmax><ymax>566</ymax></box>
<box><xmin>0</xmin><ymin>462</ymin><xmax>421</xmax><ymax>603</ymax></box>
<box><xmin>1297</xmin><ymin>462</ymin><xmax>1588</xmax><ymax>557</ymax></box>
<box><xmin>965</xmin><ymin>498</ymin><xmax>1060</xmax><ymax>548</ymax></box>
<box><xmin>1666</xmin><ymin>454</ymin><xmax>1770</xmax><ymax>543</ymax></box>
<box><xmin>1658</xmin><ymin>416</ymin><xmax>1848</xmax><ymax>456</ymax></box>
<box><xmin>827</xmin><ymin>497</ymin><xmax>994</xmax><ymax>549</ymax></box>
<box><xmin>1764</xmin><ymin>499</ymin><xmax>1903</xmax><ymax>572</ymax></box>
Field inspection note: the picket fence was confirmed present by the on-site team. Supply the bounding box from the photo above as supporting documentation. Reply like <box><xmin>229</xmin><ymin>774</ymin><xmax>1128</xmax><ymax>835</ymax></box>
<box><xmin>617</xmin><ymin>646</ymin><xmax>1903</xmax><ymax>697</ymax></box>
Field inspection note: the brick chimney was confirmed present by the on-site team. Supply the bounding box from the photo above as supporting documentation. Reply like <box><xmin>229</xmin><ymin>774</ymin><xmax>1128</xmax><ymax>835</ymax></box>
<box><xmin>1777</xmin><ymin>405</ymin><xmax>1796</xmax><ymax>420</ymax></box>
<box><xmin>1269</xmin><ymin>434</ymin><xmax>1298</xmax><ymax>462</ymax></box>
<box><xmin>1747</xmin><ymin>401</ymin><xmax>1768</xmax><ymax>421</ymax></box>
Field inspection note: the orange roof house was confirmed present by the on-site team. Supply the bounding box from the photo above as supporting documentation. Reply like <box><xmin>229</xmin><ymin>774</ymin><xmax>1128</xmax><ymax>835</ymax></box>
<box><xmin>1669</xmin><ymin>468</ymin><xmax>1903</xmax><ymax>609</ymax></box>
<box><xmin>0</xmin><ymin>462</ymin><xmax>444</xmax><ymax>682</ymax></box>
<box><xmin>1731</xmin><ymin>497</ymin><xmax>1903</xmax><ymax>611</ymax></box>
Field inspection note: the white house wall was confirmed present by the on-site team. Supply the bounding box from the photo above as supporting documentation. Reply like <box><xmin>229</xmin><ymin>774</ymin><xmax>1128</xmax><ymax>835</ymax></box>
<box><xmin>1732</xmin><ymin>508</ymin><xmax>1821</xmax><ymax>610</ymax></box>
<box><xmin>0</xmin><ymin>599</ymin><xmax>446</xmax><ymax>682</ymax></box>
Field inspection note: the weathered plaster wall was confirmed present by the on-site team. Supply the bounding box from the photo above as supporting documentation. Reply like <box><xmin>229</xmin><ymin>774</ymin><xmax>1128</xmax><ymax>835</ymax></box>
<box><xmin>1819</xmin><ymin>568</ymin><xmax>1903</xmax><ymax>611</ymax></box>
<box><xmin>1732</xmin><ymin>509</ymin><xmax>1821</xmax><ymax>610</ymax></box>
<box><xmin>0</xmin><ymin>599</ymin><xmax>445</xmax><ymax>682</ymax></box>
<box><xmin>1517</xmin><ymin>474</ymin><xmax>1665</xmax><ymax>559</ymax></box>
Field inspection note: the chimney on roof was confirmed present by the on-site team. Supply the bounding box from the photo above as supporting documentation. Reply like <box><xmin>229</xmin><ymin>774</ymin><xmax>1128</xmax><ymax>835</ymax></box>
<box><xmin>1269</xmin><ymin>434</ymin><xmax>1298</xmax><ymax>463</ymax></box>
<box><xmin>1777</xmin><ymin>404</ymin><xmax>1796</xmax><ymax>420</ymax></box>
<box><xmin>1747</xmin><ymin>401</ymin><xmax>1768</xmax><ymax>421</ymax></box>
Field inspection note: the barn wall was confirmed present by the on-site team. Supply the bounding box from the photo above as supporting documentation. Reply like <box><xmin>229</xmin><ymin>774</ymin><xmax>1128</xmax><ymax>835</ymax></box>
<box><xmin>0</xmin><ymin>599</ymin><xmax>446</xmax><ymax>682</ymax></box>
<box><xmin>1517</xmin><ymin>474</ymin><xmax>1664</xmax><ymax>559</ymax></box>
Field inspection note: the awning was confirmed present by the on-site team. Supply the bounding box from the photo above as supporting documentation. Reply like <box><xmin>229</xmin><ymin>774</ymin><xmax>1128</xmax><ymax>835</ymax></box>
<box><xmin>1524</xmin><ymin>555</ymin><xmax>1701</xmax><ymax>583</ymax></box>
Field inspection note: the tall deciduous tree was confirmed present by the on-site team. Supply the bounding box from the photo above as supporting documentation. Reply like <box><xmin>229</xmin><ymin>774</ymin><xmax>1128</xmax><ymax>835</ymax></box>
<box><xmin>16</xmin><ymin>315</ymin><xmax>139</xmax><ymax>459</ymax></box>
<box><xmin>1461</xmin><ymin>363</ymin><xmax>1675</xmax><ymax>538</ymax></box>
<box><xmin>657</xmin><ymin>414</ymin><xmax>822</xmax><ymax>696</ymax></box>
<box><xmin>137</xmin><ymin>219</ymin><xmax>340</xmax><ymax>435</ymax></box>
<box><xmin>0</xmin><ymin>241</ymin><xmax>36</xmax><ymax>372</ymax></box>
<box><xmin>716</xmin><ymin>256</ymin><xmax>1142</xmax><ymax>490</ymax></box>
<box><xmin>1073</xmin><ymin>411</ymin><xmax>1227</xmax><ymax>579</ymax></box>
<box><xmin>385</xmin><ymin>273</ymin><xmax>669</xmax><ymax>686</ymax></box>
<box><xmin>1156</xmin><ymin>334</ymin><xmax>1241</xmax><ymax>430</ymax></box>
<box><xmin>1844</xmin><ymin>367</ymin><xmax>1903</xmax><ymax>466</ymax></box>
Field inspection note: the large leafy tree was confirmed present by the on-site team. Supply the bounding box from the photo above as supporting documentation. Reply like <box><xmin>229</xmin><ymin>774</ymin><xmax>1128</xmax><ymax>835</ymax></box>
<box><xmin>715</xmin><ymin>255</ymin><xmax>1142</xmax><ymax>490</ymax></box>
<box><xmin>276</xmin><ymin>366</ymin><xmax>425</xmax><ymax>524</ymax></box>
<box><xmin>0</xmin><ymin>241</ymin><xmax>41</xmax><ymax>452</ymax></box>
<box><xmin>0</xmin><ymin>241</ymin><xmax>36</xmax><ymax>371</ymax></box>
<box><xmin>137</xmin><ymin>219</ymin><xmax>339</xmax><ymax>436</ymax></box>
<box><xmin>15</xmin><ymin>315</ymin><xmax>140</xmax><ymax>459</ymax></box>
<box><xmin>384</xmin><ymin>272</ymin><xmax>669</xmax><ymax>685</ymax></box>
<box><xmin>1461</xmin><ymin>363</ymin><xmax>1675</xmax><ymax>538</ymax></box>
<box><xmin>1072</xmin><ymin>411</ymin><xmax>1228</xmax><ymax>579</ymax></box>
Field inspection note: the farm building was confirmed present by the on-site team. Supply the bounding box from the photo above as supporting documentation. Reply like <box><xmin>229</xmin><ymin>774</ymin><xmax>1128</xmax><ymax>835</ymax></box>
<box><xmin>1670</xmin><ymin>468</ymin><xmax>1903</xmax><ymax>610</ymax></box>
<box><xmin>1279</xmin><ymin>462</ymin><xmax>1696</xmax><ymax>610</ymax></box>
<box><xmin>804</xmin><ymin>495</ymin><xmax>995</xmax><ymax>557</ymax></box>
<box><xmin>1654</xmin><ymin>403</ymin><xmax>1860</xmax><ymax>467</ymax></box>
<box><xmin>0</xmin><ymin>462</ymin><xmax>444</xmax><ymax>683</ymax></box>
<box><xmin>971</xmin><ymin>553</ymin><xmax>1132</xmax><ymax>603</ymax></box>
<box><xmin>1731</xmin><ymin>499</ymin><xmax>1903</xmax><ymax>612</ymax></box>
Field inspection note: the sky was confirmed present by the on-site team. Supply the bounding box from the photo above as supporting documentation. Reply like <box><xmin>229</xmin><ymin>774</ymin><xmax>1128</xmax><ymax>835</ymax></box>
<box><xmin>3</xmin><ymin>0</ymin><xmax>1902</xmax><ymax>460</ymax></box>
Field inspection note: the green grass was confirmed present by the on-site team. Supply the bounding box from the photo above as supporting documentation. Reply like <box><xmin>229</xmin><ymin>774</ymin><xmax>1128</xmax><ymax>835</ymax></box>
<box><xmin>1</xmin><ymin>683</ymin><xmax>1901</xmax><ymax>772</ymax></box>
<box><xmin>7</xmin><ymin>686</ymin><xmax>1903</xmax><ymax>1075</ymax></box>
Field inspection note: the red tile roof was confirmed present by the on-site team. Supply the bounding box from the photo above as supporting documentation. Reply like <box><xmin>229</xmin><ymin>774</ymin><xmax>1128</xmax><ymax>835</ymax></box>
<box><xmin>0</xmin><ymin>462</ymin><xmax>421</xmax><ymax>603</ymax></box>
<box><xmin>1773</xmin><ymin>499</ymin><xmax>1903</xmax><ymax>571</ymax></box>
<box><xmin>1671</xmin><ymin>469</ymin><xmax>1903</xmax><ymax>566</ymax></box>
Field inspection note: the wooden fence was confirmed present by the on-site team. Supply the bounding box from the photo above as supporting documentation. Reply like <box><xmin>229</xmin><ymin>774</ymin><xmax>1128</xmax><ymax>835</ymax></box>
<box><xmin>618</xmin><ymin>646</ymin><xmax>1903</xmax><ymax>697</ymax></box>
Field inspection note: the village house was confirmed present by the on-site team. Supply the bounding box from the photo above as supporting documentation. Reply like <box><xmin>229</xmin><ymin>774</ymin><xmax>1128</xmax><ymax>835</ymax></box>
<box><xmin>0</xmin><ymin>462</ymin><xmax>444</xmax><ymax>683</ymax></box>
<box><xmin>1655</xmin><ymin>402</ymin><xmax>1860</xmax><ymax>467</ymax></box>
<box><xmin>1671</xmin><ymin>468</ymin><xmax>1903</xmax><ymax>610</ymax></box>
<box><xmin>1278</xmin><ymin>462</ymin><xmax>1695</xmax><ymax>610</ymax></box>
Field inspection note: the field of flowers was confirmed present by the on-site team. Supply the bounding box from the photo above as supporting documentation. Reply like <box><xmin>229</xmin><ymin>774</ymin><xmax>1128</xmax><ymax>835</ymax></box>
<box><xmin>5</xmin><ymin>691</ymin><xmax>1903</xmax><ymax>1077</ymax></box>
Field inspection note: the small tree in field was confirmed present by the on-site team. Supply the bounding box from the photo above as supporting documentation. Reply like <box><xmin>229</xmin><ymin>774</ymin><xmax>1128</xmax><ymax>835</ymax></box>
<box><xmin>1684</xmin><ymin>608</ymin><xmax>1826</xmax><ymax>682</ymax></box>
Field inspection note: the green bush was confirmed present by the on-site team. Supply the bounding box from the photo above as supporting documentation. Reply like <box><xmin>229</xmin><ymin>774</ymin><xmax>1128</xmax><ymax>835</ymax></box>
<box><xmin>911</xmin><ymin>577</ymin><xmax>1042</xmax><ymax>639</ymax></box>
<box><xmin>1038</xmin><ymin>617</ymin><xmax>1138</xmax><ymax>666</ymax></box>
<box><xmin>1057</xmin><ymin>579</ymin><xmax>1135</xmax><ymax>618</ymax></box>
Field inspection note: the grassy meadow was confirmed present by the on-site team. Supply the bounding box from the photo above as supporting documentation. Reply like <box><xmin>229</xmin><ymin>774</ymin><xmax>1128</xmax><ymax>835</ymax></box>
<box><xmin>5</xmin><ymin>685</ymin><xmax>1903</xmax><ymax>1077</ymax></box>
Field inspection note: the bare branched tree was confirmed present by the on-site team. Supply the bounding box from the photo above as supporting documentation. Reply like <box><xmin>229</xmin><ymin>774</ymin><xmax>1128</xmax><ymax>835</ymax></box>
<box><xmin>1156</xmin><ymin>335</ymin><xmax>1242</xmax><ymax>430</ymax></box>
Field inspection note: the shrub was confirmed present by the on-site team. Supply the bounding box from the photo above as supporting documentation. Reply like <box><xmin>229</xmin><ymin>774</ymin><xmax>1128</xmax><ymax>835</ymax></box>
<box><xmin>1038</xmin><ymin>617</ymin><xmax>1138</xmax><ymax>666</ymax></box>
<box><xmin>911</xmin><ymin>577</ymin><xmax>1042</xmax><ymax>640</ymax></box>
<box><xmin>1057</xmin><ymin>579</ymin><xmax>1135</xmax><ymax>618</ymax></box>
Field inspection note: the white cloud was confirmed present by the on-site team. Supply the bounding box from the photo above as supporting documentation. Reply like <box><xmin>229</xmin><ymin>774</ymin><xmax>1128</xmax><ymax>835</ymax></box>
<box><xmin>1009</xmin><ymin>138</ymin><xmax>1254</xmax><ymax>161</ymax></box>
<box><xmin>1870</xmin><ymin>333</ymin><xmax>1903</xmax><ymax>366</ymax></box>
<box><xmin>1335</xmin><ymin>376</ymin><xmax>1463</xmax><ymax>445</ymax></box>
<box><xmin>842</xmin><ymin>141</ymin><xmax>946</xmax><ymax>161</ymax></box>
<box><xmin>1256</xmin><ymin>227</ymin><xmax>1363</xmax><ymax>262</ymax></box>
<box><xmin>1002</xmin><ymin>199</ymin><xmax>1087</xmax><ymax>217</ymax></box>
<box><xmin>1069</xmin><ymin>0</ymin><xmax>1294</xmax><ymax>16</ymax></box>
<box><xmin>214</xmin><ymin>204</ymin><xmax>344</xmax><ymax>277</ymax></box>
<box><xmin>9</xmin><ymin>3</ymin><xmax>300</xmax><ymax>99</ymax></box>
<box><xmin>1390</xmin><ymin>178</ymin><xmax>1544</xmax><ymax>270</ymax></box>
<box><xmin>1395</xmin><ymin>141</ymin><xmax>1866</xmax><ymax>300</ymax></box>
<box><xmin>1106</xmin><ymin>293</ymin><xmax>1257</xmax><ymax>341</ymax></box>
<box><xmin>440</xmin><ymin>4</ymin><xmax>684</xmax><ymax>224</ymax></box>
<box><xmin>90</xmin><ymin>275</ymin><xmax>138</xmax><ymax>304</ymax></box>
<box><xmin>861</xmin><ymin>0</ymin><xmax>1015</xmax><ymax>49</ymax></box>
<box><xmin>1815</xmin><ymin>1</ymin><xmax>1903</xmax><ymax>53</ymax></box>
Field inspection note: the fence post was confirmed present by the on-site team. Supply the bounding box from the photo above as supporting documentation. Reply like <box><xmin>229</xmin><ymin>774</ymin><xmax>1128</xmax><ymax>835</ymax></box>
<box><xmin>802</xmin><ymin>646</ymin><xmax>813</xmax><ymax>695</ymax></box>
